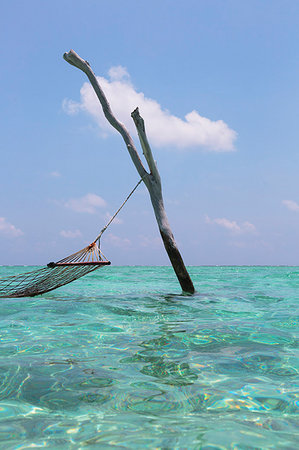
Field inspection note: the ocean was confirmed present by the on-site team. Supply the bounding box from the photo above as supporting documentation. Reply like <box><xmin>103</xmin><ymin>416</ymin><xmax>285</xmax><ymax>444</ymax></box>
<box><xmin>0</xmin><ymin>265</ymin><xmax>298</xmax><ymax>449</ymax></box>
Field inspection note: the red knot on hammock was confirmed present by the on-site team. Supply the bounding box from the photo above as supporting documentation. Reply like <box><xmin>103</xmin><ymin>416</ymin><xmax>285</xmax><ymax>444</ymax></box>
<box><xmin>0</xmin><ymin>242</ymin><xmax>110</xmax><ymax>298</ymax></box>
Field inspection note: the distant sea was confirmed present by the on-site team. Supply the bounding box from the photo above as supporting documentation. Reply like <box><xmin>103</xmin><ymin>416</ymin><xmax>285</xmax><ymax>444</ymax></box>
<box><xmin>0</xmin><ymin>265</ymin><xmax>298</xmax><ymax>449</ymax></box>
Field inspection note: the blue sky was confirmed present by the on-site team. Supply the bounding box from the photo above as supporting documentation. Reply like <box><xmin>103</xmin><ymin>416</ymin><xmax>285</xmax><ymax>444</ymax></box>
<box><xmin>1</xmin><ymin>0</ymin><xmax>298</xmax><ymax>265</ymax></box>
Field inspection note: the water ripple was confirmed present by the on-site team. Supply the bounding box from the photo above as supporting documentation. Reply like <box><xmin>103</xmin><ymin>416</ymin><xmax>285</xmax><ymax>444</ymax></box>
<box><xmin>0</xmin><ymin>265</ymin><xmax>298</xmax><ymax>448</ymax></box>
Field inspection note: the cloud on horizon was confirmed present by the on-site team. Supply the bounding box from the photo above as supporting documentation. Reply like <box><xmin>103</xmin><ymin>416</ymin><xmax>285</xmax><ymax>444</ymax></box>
<box><xmin>139</xmin><ymin>234</ymin><xmax>162</xmax><ymax>248</ymax></box>
<box><xmin>65</xmin><ymin>193</ymin><xmax>106</xmax><ymax>214</ymax></box>
<box><xmin>60</xmin><ymin>229</ymin><xmax>82</xmax><ymax>239</ymax></box>
<box><xmin>63</xmin><ymin>66</ymin><xmax>237</xmax><ymax>152</ymax></box>
<box><xmin>205</xmin><ymin>215</ymin><xmax>257</xmax><ymax>235</ymax></box>
<box><xmin>282</xmin><ymin>199</ymin><xmax>299</xmax><ymax>212</ymax></box>
<box><xmin>0</xmin><ymin>217</ymin><xmax>24</xmax><ymax>238</ymax></box>
<box><xmin>105</xmin><ymin>232</ymin><xmax>131</xmax><ymax>249</ymax></box>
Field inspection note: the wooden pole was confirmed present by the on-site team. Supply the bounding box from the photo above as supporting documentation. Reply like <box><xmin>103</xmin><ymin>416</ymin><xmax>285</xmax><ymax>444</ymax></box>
<box><xmin>63</xmin><ymin>50</ymin><xmax>195</xmax><ymax>293</ymax></box>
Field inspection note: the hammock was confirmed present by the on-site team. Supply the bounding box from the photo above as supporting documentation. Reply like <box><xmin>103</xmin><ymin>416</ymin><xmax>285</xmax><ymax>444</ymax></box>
<box><xmin>0</xmin><ymin>179</ymin><xmax>142</xmax><ymax>298</ymax></box>
<box><xmin>0</xmin><ymin>242</ymin><xmax>110</xmax><ymax>298</ymax></box>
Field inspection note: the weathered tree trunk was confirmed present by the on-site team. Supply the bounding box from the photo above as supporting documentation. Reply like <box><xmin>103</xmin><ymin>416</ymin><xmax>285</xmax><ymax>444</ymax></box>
<box><xmin>130</xmin><ymin>108</ymin><xmax>195</xmax><ymax>293</ymax></box>
<box><xmin>63</xmin><ymin>50</ymin><xmax>195</xmax><ymax>293</ymax></box>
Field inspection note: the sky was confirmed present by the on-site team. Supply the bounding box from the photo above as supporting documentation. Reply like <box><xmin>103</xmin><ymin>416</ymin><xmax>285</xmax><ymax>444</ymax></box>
<box><xmin>1</xmin><ymin>0</ymin><xmax>298</xmax><ymax>266</ymax></box>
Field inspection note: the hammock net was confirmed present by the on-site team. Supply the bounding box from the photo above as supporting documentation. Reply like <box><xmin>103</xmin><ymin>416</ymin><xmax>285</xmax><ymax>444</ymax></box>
<box><xmin>0</xmin><ymin>242</ymin><xmax>110</xmax><ymax>298</ymax></box>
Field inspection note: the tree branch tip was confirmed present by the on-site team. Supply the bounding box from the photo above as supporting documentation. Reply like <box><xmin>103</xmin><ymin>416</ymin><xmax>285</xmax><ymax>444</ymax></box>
<box><xmin>131</xmin><ymin>107</ymin><xmax>140</xmax><ymax>118</ymax></box>
<box><xmin>63</xmin><ymin>49</ymin><xmax>89</xmax><ymax>72</ymax></box>
<box><xmin>63</xmin><ymin>49</ymin><xmax>75</xmax><ymax>60</ymax></box>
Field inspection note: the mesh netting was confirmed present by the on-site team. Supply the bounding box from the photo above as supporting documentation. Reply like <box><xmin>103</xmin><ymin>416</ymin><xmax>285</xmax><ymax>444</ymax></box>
<box><xmin>0</xmin><ymin>242</ymin><xmax>110</xmax><ymax>298</ymax></box>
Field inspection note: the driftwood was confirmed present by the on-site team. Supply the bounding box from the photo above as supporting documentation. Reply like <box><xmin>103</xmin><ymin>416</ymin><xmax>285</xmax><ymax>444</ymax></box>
<box><xmin>63</xmin><ymin>50</ymin><xmax>195</xmax><ymax>293</ymax></box>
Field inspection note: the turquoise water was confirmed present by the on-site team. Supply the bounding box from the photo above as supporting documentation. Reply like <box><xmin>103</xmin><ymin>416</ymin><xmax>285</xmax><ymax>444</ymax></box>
<box><xmin>0</xmin><ymin>265</ymin><xmax>298</xmax><ymax>449</ymax></box>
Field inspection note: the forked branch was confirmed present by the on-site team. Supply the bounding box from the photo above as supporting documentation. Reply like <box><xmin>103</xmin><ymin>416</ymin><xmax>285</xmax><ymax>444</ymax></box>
<box><xmin>131</xmin><ymin>108</ymin><xmax>161</xmax><ymax>186</ymax></box>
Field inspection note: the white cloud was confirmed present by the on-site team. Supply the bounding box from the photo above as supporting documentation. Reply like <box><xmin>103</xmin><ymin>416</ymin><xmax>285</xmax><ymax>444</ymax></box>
<box><xmin>60</xmin><ymin>229</ymin><xmax>82</xmax><ymax>239</ymax></box>
<box><xmin>104</xmin><ymin>212</ymin><xmax>123</xmax><ymax>225</ymax></box>
<box><xmin>50</xmin><ymin>171</ymin><xmax>61</xmax><ymax>178</ymax></box>
<box><xmin>62</xmin><ymin>99</ymin><xmax>78</xmax><ymax>116</ymax></box>
<box><xmin>105</xmin><ymin>233</ymin><xmax>131</xmax><ymax>249</ymax></box>
<box><xmin>229</xmin><ymin>240</ymin><xmax>248</xmax><ymax>248</ymax></box>
<box><xmin>63</xmin><ymin>66</ymin><xmax>236</xmax><ymax>152</ymax></box>
<box><xmin>229</xmin><ymin>239</ymin><xmax>272</xmax><ymax>250</ymax></box>
<box><xmin>205</xmin><ymin>215</ymin><xmax>257</xmax><ymax>235</ymax></box>
<box><xmin>283</xmin><ymin>199</ymin><xmax>299</xmax><ymax>212</ymax></box>
<box><xmin>139</xmin><ymin>235</ymin><xmax>162</xmax><ymax>248</ymax></box>
<box><xmin>65</xmin><ymin>193</ymin><xmax>106</xmax><ymax>214</ymax></box>
<box><xmin>108</xmin><ymin>65</ymin><xmax>130</xmax><ymax>81</ymax></box>
<box><xmin>0</xmin><ymin>217</ymin><xmax>24</xmax><ymax>237</ymax></box>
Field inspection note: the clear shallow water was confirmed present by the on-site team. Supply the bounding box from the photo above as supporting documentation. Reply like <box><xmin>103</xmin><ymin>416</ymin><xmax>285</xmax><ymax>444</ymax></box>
<box><xmin>0</xmin><ymin>265</ymin><xmax>298</xmax><ymax>449</ymax></box>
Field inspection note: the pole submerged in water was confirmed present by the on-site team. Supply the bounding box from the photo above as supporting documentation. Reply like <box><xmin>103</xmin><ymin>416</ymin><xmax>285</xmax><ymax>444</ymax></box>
<box><xmin>63</xmin><ymin>50</ymin><xmax>195</xmax><ymax>294</ymax></box>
